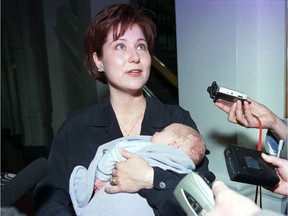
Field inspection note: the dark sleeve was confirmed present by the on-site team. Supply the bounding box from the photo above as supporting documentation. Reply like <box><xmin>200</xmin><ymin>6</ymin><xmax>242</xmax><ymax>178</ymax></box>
<box><xmin>138</xmin><ymin>167</ymin><xmax>186</xmax><ymax>216</ymax></box>
<box><xmin>139</xmin><ymin>157</ymin><xmax>215</xmax><ymax>216</ymax></box>
<box><xmin>33</xmin><ymin>124</ymin><xmax>76</xmax><ymax>216</ymax></box>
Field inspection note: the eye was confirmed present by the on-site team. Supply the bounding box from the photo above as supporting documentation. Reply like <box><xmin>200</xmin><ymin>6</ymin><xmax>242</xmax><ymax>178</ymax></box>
<box><xmin>137</xmin><ymin>44</ymin><xmax>147</xmax><ymax>50</ymax></box>
<box><xmin>116</xmin><ymin>43</ymin><xmax>125</xmax><ymax>50</ymax></box>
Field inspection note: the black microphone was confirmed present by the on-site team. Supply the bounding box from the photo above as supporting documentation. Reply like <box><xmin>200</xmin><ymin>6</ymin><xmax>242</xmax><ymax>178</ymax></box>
<box><xmin>1</xmin><ymin>157</ymin><xmax>50</xmax><ymax>207</ymax></box>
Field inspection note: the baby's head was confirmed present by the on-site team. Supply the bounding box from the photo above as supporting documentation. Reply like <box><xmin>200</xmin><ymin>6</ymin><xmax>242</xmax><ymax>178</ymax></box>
<box><xmin>151</xmin><ymin>123</ymin><xmax>206</xmax><ymax>165</ymax></box>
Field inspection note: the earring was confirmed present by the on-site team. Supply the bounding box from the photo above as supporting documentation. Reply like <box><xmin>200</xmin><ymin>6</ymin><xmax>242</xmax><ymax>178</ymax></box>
<box><xmin>98</xmin><ymin>68</ymin><xmax>104</xmax><ymax>72</ymax></box>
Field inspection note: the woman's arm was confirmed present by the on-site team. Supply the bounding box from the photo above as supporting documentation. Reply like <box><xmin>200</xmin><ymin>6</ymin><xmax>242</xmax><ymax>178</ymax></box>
<box><xmin>105</xmin><ymin>150</ymin><xmax>215</xmax><ymax>216</ymax></box>
<box><xmin>104</xmin><ymin>150</ymin><xmax>186</xmax><ymax>216</ymax></box>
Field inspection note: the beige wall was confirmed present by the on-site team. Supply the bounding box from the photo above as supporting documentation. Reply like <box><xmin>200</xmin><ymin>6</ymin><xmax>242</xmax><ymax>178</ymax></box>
<box><xmin>176</xmin><ymin>0</ymin><xmax>286</xmax><ymax>213</ymax></box>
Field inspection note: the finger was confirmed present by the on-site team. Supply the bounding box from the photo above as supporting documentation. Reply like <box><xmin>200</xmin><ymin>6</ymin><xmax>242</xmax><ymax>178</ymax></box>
<box><xmin>214</xmin><ymin>100</ymin><xmax>231</xmax><ymax>114</ymax></box>
<box><xmin>227</xmin><ymin>102</ymin><xmax>237</xmax><ymax>123</ymax></box>
<box><xmin>242</xmin><ymin>100</ymin><xmax>255</xmax><ymax>124</ymax></box>
<box><xmin>235</xmin><ymin>100</ymin><xmax>244</xmax><ymax>118</ymax></box>
<box><xmin>261</xmin><ymin>152</ymin><xmax>271</xmax><ymax>161</ymax></box>
<box><xmin>212</xmin><ymin>181</ymin><xmax>227</xmax><ymax>197</ymax></box>
<box><xmin>110</xmin><ymin>177</ymin><xmax>117</xmax><ymax>186</ymax></box>
<box><xmin>234</xmin><ymin>100</ymin><xmax>251</xmax><ymax>126</ymax></box>
<box><xmin>261</xmin><ymin>153</ymin><xmax>283</xmax><ymax>167</ymax></box>
<box><xmin>119</xmin><ymin>149</ymin><xmax>135</xmax><ymax>159</ymax></box>
<box><xmin>246</xmin><ymin>97</ymin><xmax>254</xmax><ymax>104</ymax></box>
<box><xmin>112</xmin><ymin>169</ymin><xmax>117</xmax><ymax>177</ymax></box>
<box><xmin>105</xmin><ymin>185</ymin><xmax>121</xmax><ymax>194</ymax></box>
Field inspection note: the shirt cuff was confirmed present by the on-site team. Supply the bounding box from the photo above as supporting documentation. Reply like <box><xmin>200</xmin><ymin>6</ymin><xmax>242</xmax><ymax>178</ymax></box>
<box><xmin>152</xmin><ymin>167</ymin><xmax>184</xmax><ymax>190</ymax></box>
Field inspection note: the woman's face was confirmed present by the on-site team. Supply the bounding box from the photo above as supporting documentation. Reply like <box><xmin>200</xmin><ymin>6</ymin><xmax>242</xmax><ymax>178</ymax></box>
<box><xmin>94</xmin><ymin>24</ymin><xmax>151</xmax><ymax>94</ymax></box>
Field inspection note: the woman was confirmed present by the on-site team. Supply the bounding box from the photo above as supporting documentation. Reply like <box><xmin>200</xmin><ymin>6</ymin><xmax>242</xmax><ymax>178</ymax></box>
<box><xmin>34</xmin><ymin>4</ymin><xmax>214</xmax><ymax>216</ymax></box>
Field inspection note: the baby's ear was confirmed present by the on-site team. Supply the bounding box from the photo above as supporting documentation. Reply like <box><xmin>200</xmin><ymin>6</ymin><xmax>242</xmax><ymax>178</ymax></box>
<box><xmin>170</xmin><ymin>141</ymin><xmax>179</xmax><ymax>148</ymax></box>
<box><xmin>190</xmin><ymin>148</ymin><xmax>196</xmax><ymax>155</ymax></box>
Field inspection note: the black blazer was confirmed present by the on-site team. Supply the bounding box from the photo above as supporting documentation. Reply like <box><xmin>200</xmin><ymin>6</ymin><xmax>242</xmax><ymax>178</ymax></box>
<box><xmin>34</xmin><ymin>96</ymin><xmax>215</xmax><ymax>216</ymax></box>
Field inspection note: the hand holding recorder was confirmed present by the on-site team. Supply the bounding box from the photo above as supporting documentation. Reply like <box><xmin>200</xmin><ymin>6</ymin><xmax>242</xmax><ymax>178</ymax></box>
<box><xmin>207</xmin><ymin>155</ymin><xmax>288</xmax><ymax>216</ymax></box>
<box><xmin>207</xmin><ymin>81</ymin><xmax>286</xmax><ymax>141</ymax></box>
<box><xmin>261</xmin><ymin>153</ymin><xmax>288</xmax><ymax>196</ymax></box>
<box><xmin>214</xmin><ymin>99</ymin><xmax>286</xmax><ymax>140</ymax></box>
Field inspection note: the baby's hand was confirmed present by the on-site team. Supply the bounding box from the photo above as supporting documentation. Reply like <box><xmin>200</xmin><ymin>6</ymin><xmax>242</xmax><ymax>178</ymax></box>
<box><xmin>94</xmin><ymin>179</ymin><xmax>109</xmax><ymax>192</ymax></box>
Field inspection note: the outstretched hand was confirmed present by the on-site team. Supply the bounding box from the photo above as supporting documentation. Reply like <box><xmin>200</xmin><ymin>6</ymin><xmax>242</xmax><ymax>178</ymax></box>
<box><xmin>261</xmin><ymin>153</ymin><xmax>288</xmax><ymax>196</ymax></box>
<box><xmin>215</xmin><ymin>99</ymin><xmax>275</xmax><ymax>128</ymax></box>
<box><xmin>214</xmin><ymin>98</ymin><xmax>286</xmax><ymax>140</ymax></box>
<box><xmin>207</xmin><ymin>181</ymin><xmax>260</xmax><ymax>216</ymax></box>
<box><xmin>105</xmin><ymin>149</ymin><xmax>154</xmax><ymax>194</ymax></box>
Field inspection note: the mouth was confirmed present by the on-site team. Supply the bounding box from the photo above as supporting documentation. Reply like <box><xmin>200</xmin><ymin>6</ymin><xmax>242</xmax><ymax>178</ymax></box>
<box><xmin>127</xmin><ymin>69</ymin><xmax>142</xmax><ymax>75</ymax></box>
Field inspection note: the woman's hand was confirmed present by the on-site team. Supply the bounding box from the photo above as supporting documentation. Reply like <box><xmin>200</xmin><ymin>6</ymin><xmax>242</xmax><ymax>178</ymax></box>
<box><xmin>105</xmin><ymin>149</ymin><xmax>154</xmax><ymax>194</ymax></box>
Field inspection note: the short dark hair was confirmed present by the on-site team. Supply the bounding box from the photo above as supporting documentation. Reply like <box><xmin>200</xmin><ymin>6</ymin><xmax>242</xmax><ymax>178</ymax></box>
<box><xmin>84</xmin><ymin>3</ymin><xmax>157</xmax><ymax>84</ymax></box>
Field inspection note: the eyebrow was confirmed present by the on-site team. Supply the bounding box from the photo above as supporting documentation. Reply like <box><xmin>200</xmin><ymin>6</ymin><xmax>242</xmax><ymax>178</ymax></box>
<box><xmin>112</xmin><ymin>38</ymin><xmax>147</xmax><ymax>44</ymax></box>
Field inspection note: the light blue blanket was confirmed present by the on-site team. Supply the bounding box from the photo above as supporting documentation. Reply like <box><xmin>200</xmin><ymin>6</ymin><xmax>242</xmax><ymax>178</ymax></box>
<box><xmin>69</xmin><ymin>136</ymin><xmax>195</xmax><ymax>216</ymax></box>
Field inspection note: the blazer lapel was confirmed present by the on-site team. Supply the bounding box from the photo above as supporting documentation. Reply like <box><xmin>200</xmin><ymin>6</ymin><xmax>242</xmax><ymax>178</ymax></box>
<box><xmin>91</xmin><ymin>97</ymin><xmax>123</xmax><ymax>139</ymax></box>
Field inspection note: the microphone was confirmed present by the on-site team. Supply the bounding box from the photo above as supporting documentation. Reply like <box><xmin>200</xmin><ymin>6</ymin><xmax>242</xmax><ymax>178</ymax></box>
<box><xmin>1</xmin><ymin>157</ymin><xmax>50</xmax><ymax>207</ymax></box>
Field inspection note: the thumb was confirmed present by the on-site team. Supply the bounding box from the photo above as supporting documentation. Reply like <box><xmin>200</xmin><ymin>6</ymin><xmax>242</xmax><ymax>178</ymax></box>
<box><xmin>104</xmin><ymin>185</ymin><xmax>121</xmax><ymax>194</ymax></box>
<box><xmin>261</xmin><ymin>153</ymin><xmax>283</xmax><ymax>167</ymax></box>
<box><xmin>261</xmin><ymin>153</ymin><xmax>272</xmax><ymax>162</ymax></box>
<box><xmin>212</xmin><ymin>181</ymin><xmax>228</xmax><ymax>197</ymax></box>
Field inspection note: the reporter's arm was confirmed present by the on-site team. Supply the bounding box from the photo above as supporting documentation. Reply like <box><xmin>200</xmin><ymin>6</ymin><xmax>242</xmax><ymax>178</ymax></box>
<box><xmin>215</xmin><ymin>99</ymin><xmax>287</xmax><ymax>141</ymax></box>
<box><xmin>268</xmin><ymin>116</ymin><xmax>287</xmax><ymax>142</ymax></box>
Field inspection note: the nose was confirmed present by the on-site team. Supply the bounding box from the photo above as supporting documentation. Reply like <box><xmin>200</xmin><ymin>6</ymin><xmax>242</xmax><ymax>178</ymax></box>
<box><xmin>128</xmin><ymin>49</ymin><xmax>140</xmax><ymax>63</ymax></box>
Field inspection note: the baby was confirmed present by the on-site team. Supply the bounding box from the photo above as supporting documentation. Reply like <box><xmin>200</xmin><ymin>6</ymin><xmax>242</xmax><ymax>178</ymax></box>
<box><xmin>94</xmin><ymin>123</ymin><xmax>206</xmax><ymax>191</ymax></box>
